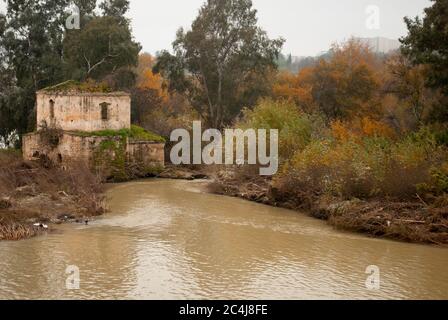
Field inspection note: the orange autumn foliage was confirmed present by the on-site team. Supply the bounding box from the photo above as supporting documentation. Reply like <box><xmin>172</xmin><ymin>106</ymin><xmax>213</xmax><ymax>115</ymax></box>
<box><xmin>311</xmin><ymin>39</ymin><xmax>381</xmax><ymax>119</ymax></box>
<box><xmin>361</xmin><ymin>117</ymin><xmax>395</xmax><ymax>138</ymax></box>
<box><xmin>273</xmin><ymin>39</ymin><xmax>382</xmax><ymax>119</ymax></box>
<box><xmin>272</xmin><ymin>68</ymin><xmax>315</xmax><ymax>112</ymax></box>
<box><xmin>331</xmin><ymin>117</ymin><xmax>396</xmax><ymax>141</ymax></box>
<box><xmin>331</xmin><ymin>120</ymin><xmax>352</xmax><ymax>141</ymax></box>
<box><xmin>135</xmin><ymin>53</ymin><xmax>167</xmax><ymax>99</ymax></box>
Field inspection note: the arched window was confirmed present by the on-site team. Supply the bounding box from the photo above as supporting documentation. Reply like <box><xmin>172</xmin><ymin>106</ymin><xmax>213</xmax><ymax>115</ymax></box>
<box><xmin>100</xmin><ymin>102</ymin><xmax>110</xmax><ymax>121</ymax></box>
<box><xmin>49</xmin><ymin>100</ymin><xmax>55</xmax><ymax>119</ymax></box>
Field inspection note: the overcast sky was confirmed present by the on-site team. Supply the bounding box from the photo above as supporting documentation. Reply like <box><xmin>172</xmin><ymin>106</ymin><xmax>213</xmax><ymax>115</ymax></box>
<box><xmin>0</xmin><ymin>0</ymin><xmax>431</xmax><ymax>56</ymax></box>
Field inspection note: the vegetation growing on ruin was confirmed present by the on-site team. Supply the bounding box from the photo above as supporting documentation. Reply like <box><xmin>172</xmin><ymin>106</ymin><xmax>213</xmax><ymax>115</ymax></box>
<box><xmin>73</xmin><ymin>125</ymin><xmax>166</xmax><ymax>143</ymax></box>
<box><xmin>93</xmin><ymin>132</ymin><xmax>164</xmax><ymax>182</ymax></box>
<box><xmin>38</xmin><ymin>124</ymin><xmax>63</xmax><ymax>150</ymax></box>
<box><xmin>94</xmin><ymin>138</ymin><xmax>128</xmax><ymax>182</ymax></box>
<box><xmin>40</xmin><ymin>80</ymin><xmax>115</xmax><ymax>94</ymax></box>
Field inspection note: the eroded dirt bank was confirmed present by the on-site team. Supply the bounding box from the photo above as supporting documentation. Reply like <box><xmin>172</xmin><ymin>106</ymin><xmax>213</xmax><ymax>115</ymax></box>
<box><xmin>0</xmin><ymin>161</ymin><xmax>208</xmax><ymax>241</ymax></box>
<box><xmin>0</xmin><ymin>151</ymin><xmax>105</xmax><ymax>240</ymax></box>
<box><xmin>2</xmin><ymin>158</ymin><xmax>447</xmax><ymax>245</ymax></box>
<box><xmin>207</xmin><ymin>168</ymin><xmax>448</xmax><ymax>245</ymax></box>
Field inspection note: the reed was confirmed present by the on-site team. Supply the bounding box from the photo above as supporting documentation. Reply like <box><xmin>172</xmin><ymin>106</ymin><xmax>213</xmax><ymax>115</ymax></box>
<box><xmin>0</xmin><ymin>223</ymin><xmax>39</xmax><ymax>241</ymax></box>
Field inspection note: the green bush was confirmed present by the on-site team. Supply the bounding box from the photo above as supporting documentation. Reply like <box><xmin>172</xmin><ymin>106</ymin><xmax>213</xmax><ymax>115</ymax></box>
<box><xmin>74</xmin><ymin>125</ymin><xmax>166</xmax><ymax>143</ymax></box>
<box><xmin>277</xmin><ymin>127</ymin><xmax>447</xmax><ymax>200</ymax></box>
<box><xmin>238</xmin><ymin>99</ymin><xmax>314</xmax><ymax>160</ymax></box>
<box><xmin>417</xmin><ymin>163</ymin><xmax>448</xmax><ymax>196</ymax></box>
<box><xmin>434</xmin><ymin>128</ymin><xmax>448</xmax><ymax>146</ymax></box>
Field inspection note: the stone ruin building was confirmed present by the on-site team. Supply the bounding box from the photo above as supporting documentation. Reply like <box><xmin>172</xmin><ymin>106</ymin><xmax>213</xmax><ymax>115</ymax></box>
<box><xmin>22</xmin><ymin>82</ymin><xmax>165</xmax><ymax>177</ymax></box>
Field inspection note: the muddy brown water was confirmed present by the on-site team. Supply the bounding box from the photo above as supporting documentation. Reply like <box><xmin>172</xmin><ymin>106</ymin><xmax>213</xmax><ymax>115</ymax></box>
<box><xmin>0</xmin><ymin>179</ymin><xmax>447</xmax><ymax>300</ymax></box>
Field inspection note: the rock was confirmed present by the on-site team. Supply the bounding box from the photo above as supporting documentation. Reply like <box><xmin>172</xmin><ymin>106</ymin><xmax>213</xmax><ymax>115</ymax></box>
<box><xmin>311</xmin><ymin>208</ymin><xmax>330</xmax><ymax>220</ymax></box>
<box><xmin>192</xmin><ymin>173</ymin><xmax>208</xmax><ymax>180</ymax></box>
<box><xmin>159</xmin><ymin>169</ymin><xmax>194</xmax><ymax>180</ymax></box>
<box><xmin>0</xmin><ymin>197</ymin><xmax>12</xmax><ymax>209</ymax></box>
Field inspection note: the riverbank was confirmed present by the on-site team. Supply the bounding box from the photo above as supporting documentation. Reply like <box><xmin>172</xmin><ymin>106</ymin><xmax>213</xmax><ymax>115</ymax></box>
<box><xmin>207</xmin><ymin>167</ymin><xmax>448</xmax><ymax>245</ymax></box>
<box><xmin>2</xmin><ymin>153</ymin><xmax>447</xmax><ymax>245</ymax></box>
<box><xmin>3</xmin><ymin>178</ymin><xmax>447</xmax><ymax>299</ymax></box>
<box><xmin>0</xmin><ymin>150</ymin><xmax>105</xmax><ymax>240</ymax></box>
<box><xmin>0</xmin><ymin>151</ymin><xmax>208</xmax><ymax>241</ymax></box>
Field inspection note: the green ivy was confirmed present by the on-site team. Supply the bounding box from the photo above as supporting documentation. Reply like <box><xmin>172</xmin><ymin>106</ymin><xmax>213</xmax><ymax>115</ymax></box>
<box><xmin>73</xmin><ymin>125</ymin><xmax>165</xmax><ymax>143</ymax></box>
<box><xmin>94</xmin><ymin>137</ymin><xmax>128</xmax><ymax>181</ymax></box>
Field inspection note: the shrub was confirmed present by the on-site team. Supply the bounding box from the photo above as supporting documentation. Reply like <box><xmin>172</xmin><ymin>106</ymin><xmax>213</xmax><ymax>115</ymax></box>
<box><xmin>417</xmin><ymin>163</ymin><xmax>448</xmax><ymax>196</ymax></box>
<box><xmin>238</xmin><ymin>99</ymin><xmax>314</xmax><ymax>160</ymax></box>
<box><xmin>277</xmin><ymin>127</ymin><xmax>447</xmax><ymax>200</ymax></box>
<box><xmin>331</xmin><ymin>117</ymin><xmax>396</xmax><ymax>142</ymax></box>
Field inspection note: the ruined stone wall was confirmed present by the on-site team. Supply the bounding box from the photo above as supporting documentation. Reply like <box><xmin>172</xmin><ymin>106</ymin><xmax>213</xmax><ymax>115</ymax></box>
<box><xmin>36</xmin><ymin>92</ymin><xmax>131</xmax><ymax>132</ymax></box>
<box><xmin>126</xmin><ymin>142</ymin><xmax>165</xmax><ymax>167</ymax></box>
<box><xmin>23</xmin><ymin>133</ymin><xmax>165</xmax><ymax>170</ymax></box>
<box><xmin>23</xmin><ymin>132</ymin><xmax>109</xmax><ymax>165</ymax></box>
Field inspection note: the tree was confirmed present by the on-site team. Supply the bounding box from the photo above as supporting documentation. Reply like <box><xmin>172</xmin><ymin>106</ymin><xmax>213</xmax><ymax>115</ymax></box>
<box><xmin>100</xmin><ymin>0</ymin><xmax>130</xmax><ymax>19</ymax></box>
<box><xmin>310</xmin><ymin>39</ymin><xmax>379</xmax><ymax>119</ymax></box>
<box><xmin>63</xmin><ymin>16</ymin><xmax>141</xmax><ymax>81</ymax></box>
<box><xmin>153</xmin><ymin>0</ymin><xmax>284</xmax><ymax>128</ymax></box>
<box><xmin>0</xmin><ymin>0</ymin><xmax>140</xmax><ymax>140</ymax></box>
<box><xmin>135</xmin><ymin>53</ymin><xmax>166</xmax><ymax>96</ymax></box>
<box><xmin>382</xmin><ymin>54</ymin><xmax>438</xmax><ymax>127</ymax></box>
<box><xmin>0</xmin><ymin>0</ymin><xmax>70</xmax><ymax>135</ymax></box>
<box><xmin>131</xmin><ymin>53</ymin><xmax>166</xmax><ymax>124</ymax></box>
<box><xmin>272</xmin><ymin>68</ymin><xmax>315</xmax><ymax>112</ymax></box>
<box><xmin>0</xmin><ymin>15</ymin><xmax>23</xmax><ymax>146</ymax></box>
<box><xmin>277</xmin><ymin>53</ymin><xmax>295</xmax><ymax>72</ymax></box>
<box><xmin>132</xmin><ymin>53</ymin><xmax>195</xmax><ymax>134</ymax></box>
<box><xmin>131</xmin><ymin>87</ymin><xmax>163</xmax><ymax>125</ymax></box>
<box><xmin>401</xmin><ymin>0</ymin><xmax>448</xmax><ymax>94</ymax></box>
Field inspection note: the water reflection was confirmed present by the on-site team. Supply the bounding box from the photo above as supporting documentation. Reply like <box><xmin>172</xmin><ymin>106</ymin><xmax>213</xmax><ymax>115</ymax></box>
<box><xmin>0</xmin><ymin>179</ymin><xmax>447</xmax><ymax>299</ymax></box>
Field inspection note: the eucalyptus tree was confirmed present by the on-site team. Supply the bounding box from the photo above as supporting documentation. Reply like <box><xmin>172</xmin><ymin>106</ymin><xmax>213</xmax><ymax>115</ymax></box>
<box><xmin>154</xmin><ymin>0</ymin><xmax>284</xmax><ymax>128</ymax></box>
<box><xmin>0</xmin><ymin>0</ymin><xmax>139</xmax><ymax>138</ymax></box>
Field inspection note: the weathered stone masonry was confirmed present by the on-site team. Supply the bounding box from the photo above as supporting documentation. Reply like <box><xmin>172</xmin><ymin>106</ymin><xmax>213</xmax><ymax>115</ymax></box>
<box><xmin>36</xmin><ymin>91</ymin><xmax>131</xmax><ymax>132</ymax></box>
<box><xmin>23</xmin><ymin>88</ymin><xmax>165</xmax><ymax>173</ymax></box>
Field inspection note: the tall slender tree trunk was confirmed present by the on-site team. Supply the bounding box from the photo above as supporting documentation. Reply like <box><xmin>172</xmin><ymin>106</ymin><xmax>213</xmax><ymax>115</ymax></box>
<box><xmin>215</xmin><ymin>67</ymin><xmax>224</xmax><ymax>128</ymax></box>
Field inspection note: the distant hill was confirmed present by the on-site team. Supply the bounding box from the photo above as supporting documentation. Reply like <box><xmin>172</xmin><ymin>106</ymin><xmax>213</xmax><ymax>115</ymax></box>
<box><xmin>278</xmin><ymin>37</ymin><xmax>401</xmax><ymax>74</ymax></box>
<box><xmin>356</xmin><ymin>37</ymin><xmax>401</xmax><ymax>54</ymax></box>
<box><xmin>277</xmin><ymin>53</ymin><xmax>330</xmax><ymax>74</ymax></box>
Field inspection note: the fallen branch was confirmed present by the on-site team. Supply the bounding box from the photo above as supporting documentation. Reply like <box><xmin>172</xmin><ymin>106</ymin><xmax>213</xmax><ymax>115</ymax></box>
<box><xmin>416</xmin><ymin>194</ymin><xmax>429</xmax><ymax>207</ymax></box>
<box><xmin>395</xmin><ymin>219</ymin><xmax>426</xmax><ymax>224</ymax></box>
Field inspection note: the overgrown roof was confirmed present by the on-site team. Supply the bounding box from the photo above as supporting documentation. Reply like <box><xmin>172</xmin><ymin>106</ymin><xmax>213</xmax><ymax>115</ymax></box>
<box><xmin>38</xmin><ymin>80</ymin><xmax>129</xmax><ymax>95</ymax></box>
<box><xmin>68</xmin><ymin>125</ymin><xmax>166</xmax><ymax>143</ymax></box>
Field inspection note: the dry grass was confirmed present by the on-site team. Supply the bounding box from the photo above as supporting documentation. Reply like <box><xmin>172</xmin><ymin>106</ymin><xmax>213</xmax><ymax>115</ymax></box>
<box><xmin>0</xmin><ymin>149</ymin><xmax>105</xmax><ymax>241</ymax></box>
<box><xmin>0</xmin><ymin>223</ymin><xmax>41</xmax><ymax>241</ymax></box>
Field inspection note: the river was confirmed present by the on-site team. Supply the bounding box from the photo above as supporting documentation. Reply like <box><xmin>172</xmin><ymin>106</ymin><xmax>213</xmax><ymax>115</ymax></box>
<box><xmin>0</xmin><ymin>179</ymin><xmax>447</xmax><ymax>300</ymax></box>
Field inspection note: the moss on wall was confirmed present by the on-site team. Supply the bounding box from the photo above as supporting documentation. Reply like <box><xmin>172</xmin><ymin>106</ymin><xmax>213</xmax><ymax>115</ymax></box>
<box><xmin>93</xmin><ymin>133</ymin><xmax>165</xmax><ymax>182</ymax></box>
<box><xmin>72</xmin><ymin>125</ymin><xmax>165</xmax><ymax>143</ymax></box>
<box><xmin>93</xmin><ymin>137</ymin><xmax>128</xmax><ymax>182</ymax></box>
